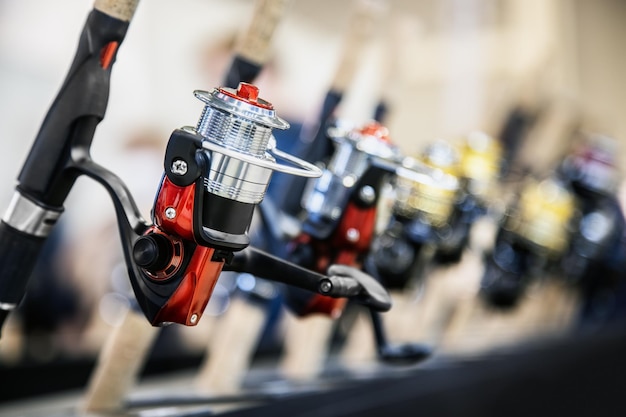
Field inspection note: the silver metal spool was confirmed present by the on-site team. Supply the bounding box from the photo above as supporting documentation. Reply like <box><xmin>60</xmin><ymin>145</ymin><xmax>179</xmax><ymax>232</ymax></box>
<box><xmin>194</xmin><ymin>87</ymin><xmax>321</xmax><ymax>204</ymax></box>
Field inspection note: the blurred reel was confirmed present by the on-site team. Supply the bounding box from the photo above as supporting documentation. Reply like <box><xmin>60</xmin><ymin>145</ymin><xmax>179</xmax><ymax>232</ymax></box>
<box><xmin>300</xmin><ymin>121</ymin><xmax>401</xmax><ymax>239</ymax></box>
<box><xmin>480</xmin><ymin>177</ymin><xmax>576</xmax><ymax>309</ymax></box>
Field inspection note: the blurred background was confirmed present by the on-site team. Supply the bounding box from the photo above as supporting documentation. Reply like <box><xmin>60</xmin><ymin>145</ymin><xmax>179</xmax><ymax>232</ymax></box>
<box><xmin>1</xmin><ymin>0</ymin><xmax>626</xmax><ymax>411</ymax></box>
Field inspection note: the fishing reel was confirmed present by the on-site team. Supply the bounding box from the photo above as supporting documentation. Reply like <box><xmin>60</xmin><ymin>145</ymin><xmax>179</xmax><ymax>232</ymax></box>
<box><xmin>288</xmin><ymin>121</ymin><xmax>401</xmax><ymax>317</ymax></box>
<box><xmin>482</xmin><ymin>134</ymin><xmax>626</xmax><ymax>311</ymax></box>
<box><xmin>129</xmin><ymin>82</ymin><xmax>345</xmax><ymax>326</ymax></box>
<box><xmin>480</xmin><ymin>176</ymin><xmax>577</xmax><ymax>308</ymax></box>
<box><xmin>370</xmin><ymin>139</ymin><xmax>466</xmax><ymax>288</ymax></box>
<box><xmin>556</xmin><ymin>136</ymin><xmax>626</xmax><ymax>321</ymax></box>
<box><xmin>430</xmin><ymin>131</ymin><xmax>501</xmax><ymax>263</ymax></box>
<box><xmin>369</xmin><ymin>154</ymin><xmax>460</xmax><ymax>289</ymax></box>
<box><xmin>286</xmin><ymin>121</ymin><xmax>431</xmax><ymax>363</ymax></box>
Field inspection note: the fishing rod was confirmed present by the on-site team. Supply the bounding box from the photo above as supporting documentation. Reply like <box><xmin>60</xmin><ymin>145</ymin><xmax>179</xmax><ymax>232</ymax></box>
<box><xmin>0</xmin><ymin>0</ymin><xmax>392</xmax><ymax>384</ymax></box>
<box><xmin>369</xmin><ymin>12</ymin><xmax>413</xmax><ymax>126</ymax></box>
<box><xmin>83</xmin><ymin>0</ymin><xmax>295</xmax><ymax>410</ymax></box>
<box><xmin>280</xmin><ymin>121</ymin><xmax>431</xmax><ymax>380</ymax></box>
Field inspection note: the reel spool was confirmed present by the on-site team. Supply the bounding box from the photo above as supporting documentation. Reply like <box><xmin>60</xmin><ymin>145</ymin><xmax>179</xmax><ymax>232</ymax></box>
<box><xmin>196</xmin><ymin>83</ymin><xmax>322</xmax><ymax>205</ymax></box>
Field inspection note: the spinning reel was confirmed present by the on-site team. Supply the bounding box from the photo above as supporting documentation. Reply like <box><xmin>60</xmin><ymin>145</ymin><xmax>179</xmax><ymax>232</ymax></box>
<box><xmin>130</xmin><ymin>83</ymin><xmax>320</xmax><ymax>325</ymax></box>
<box><xmin>369</xmin><ymin>154</ymin><xmax>460</xmax><ymax>290</ymax></box>
<box><xmin>127</xmin><ymin>83</ymin><xmax>394</xmax><ymax>326</ymax></box>
<box><xmin>288</xmin><ymin>121</ymin><xmax>401</xmax><ymax>317</ymax></box>
<box><xmin>480</xmin><ymin>176</ymin><xmax>577</xmax><ymax>308</ymax></box>
<box><xmin>286</xmin><ymin>121</ymin><xmax>430</xmax><ymax>364</ymax></box>
<box><xmin>0</xmin><ymin>66</ymin><xmax>391</xmax><ymax>333</ymax></box>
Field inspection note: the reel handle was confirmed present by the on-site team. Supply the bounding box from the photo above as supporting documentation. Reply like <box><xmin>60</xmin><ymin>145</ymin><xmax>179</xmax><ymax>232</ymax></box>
<box><xmin>226</xmin><ymin>248</ymin><xmax>391</xmax><ymax>312</ymax></box>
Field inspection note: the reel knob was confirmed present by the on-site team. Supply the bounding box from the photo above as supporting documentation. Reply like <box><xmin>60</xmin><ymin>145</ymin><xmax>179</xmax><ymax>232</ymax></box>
<box><xmin>133</xmin><ymin>233</ymin><xmax>173</xmax><ymax>273</ymax></box>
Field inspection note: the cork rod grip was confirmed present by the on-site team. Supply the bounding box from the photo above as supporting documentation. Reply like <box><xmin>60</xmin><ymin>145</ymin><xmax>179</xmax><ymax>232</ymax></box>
<box><xmin>236</xmin><ymin>0</ymin><xmax>292</xmax><ymax>66</ymax></box>
<box><xmin>94</xmin><ymin>0</ymin><xmax>140</xmax><ymax>22</ymax></box>
<box><xmin>195</xmin><ymin>298</ymin><xmax>267</xmax><ymax>394</ymax></box>
<box><xmin>331</xmin><ymin>0</ymin><xmax>386</xmax><ymax>92</ymax></box>
<box><xmin>82</xmin><ymin>310</ymin><xmax>159</xmax><ymax>412</ymax></box>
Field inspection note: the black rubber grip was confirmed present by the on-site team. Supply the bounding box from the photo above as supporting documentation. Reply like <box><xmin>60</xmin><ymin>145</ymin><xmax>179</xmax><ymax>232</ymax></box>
<box><xmin>0</xmin><ymin>221</ymin><xmax>46</xmax><ymax>308</ymax></box>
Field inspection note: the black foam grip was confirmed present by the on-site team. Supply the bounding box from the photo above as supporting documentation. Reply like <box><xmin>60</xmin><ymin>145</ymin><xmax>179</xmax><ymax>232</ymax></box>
<box><xmin>0</xmin><ymin>221</ymin><xmax>46</xmax><ymax>306</ymax></box>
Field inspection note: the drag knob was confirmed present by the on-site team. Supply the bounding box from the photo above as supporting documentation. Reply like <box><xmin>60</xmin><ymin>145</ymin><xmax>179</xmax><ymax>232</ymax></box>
<box><xmin>133</xmin><ymin>233</ymin><xmax>173</xmax><ymax>272</ymax></box>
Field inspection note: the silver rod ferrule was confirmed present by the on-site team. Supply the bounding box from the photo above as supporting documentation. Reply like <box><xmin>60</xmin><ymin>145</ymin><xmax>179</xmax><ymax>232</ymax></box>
<box><xmin>2</xmin><ymin>191</ymin><xmax>63</xmax><ymax>237</ymax></box>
